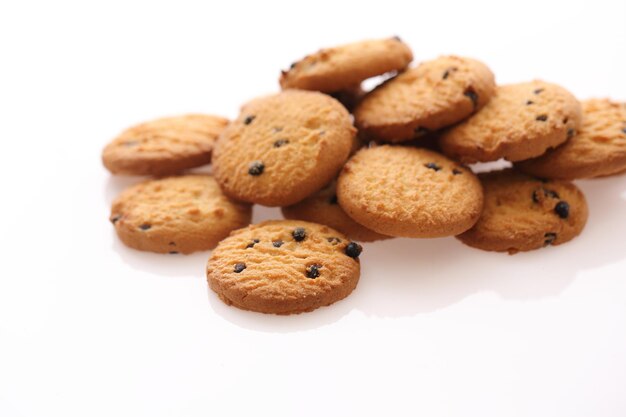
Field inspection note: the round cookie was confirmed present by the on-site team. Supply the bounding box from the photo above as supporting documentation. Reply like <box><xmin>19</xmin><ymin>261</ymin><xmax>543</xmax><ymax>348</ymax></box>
<box><xmin>206</xmin><ymin>220</ymin><xmax>362</xmax><ymax>315</ymax></box>
<box><xmin>110</xmin><ymin>175</ymin><xmax>252</xmax><ymax>254</ymax></box>
<box><xmin>336</xmin><ymin>145</ymin><xmax>484</xmax><ymax>238</ymax></box>
<box><xmin>516</xmin><ymin>99</ymin><xmax>626</xmax><ymax>179</ymax></box>
<box><xmin>457</xmin><ymin>169</ymin><xmax>588</xmax><ymax>254</ymax></box>
<box><xmin>354</xmin><ymin>55</ymin><xmax>496</xmax><ymax>143</ymax></box>
<box><xmin>279</xmin><ymin>37</ymin><xmax>413</xmax><ymax>93</ymax></box>
<box><xmin>102</xmin><ymin>114</ymin><xmax>229</xmax><ymax>176</ymax></box>
<box><xmin>212</xmin><ymin>90</ymin><xmax>355</xmax><ymax>206</ymax></box>
<box><xmin>439</xmin><ymin>81</ymin><xmax>583</xmax><ymax>163</ymax></box>
<box><xmin>282</xmin><ymin>181</ymin><xmax>391</xmax><ymax>242</ymax></box>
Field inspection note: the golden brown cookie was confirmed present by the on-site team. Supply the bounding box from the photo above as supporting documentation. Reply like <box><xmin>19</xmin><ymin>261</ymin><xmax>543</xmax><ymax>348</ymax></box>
<box><xmin>102</xmin><ymin>114</ymin><xmax>229</xmax><ymax>176</ymax></box>
<box><xmin>516</xmin><ymin>99</ymin><xmax>626</xmax><ymax>179</ymax></box>
<box><xmin>110</xmin><ymin>175</ymin><xmax>252</xmax><ymax>254</ymax></box>
<box><xmin>212</xmin><ymin>90</ymin><xmax>355</xmax><ymax>206</ymax></box>
<box><xmin>206</xmin><ymin>220</ymin><xmax>362</xmax><ymax>315</ymax></box>
<box><xmin>439</xmin><ymin>81</ymin><xmax>583</xmax><ymax>163</ymax></box>
<box><xmin>354</xmin><ymin>55</ymin><xmax>496</xmax><ymax>143</ymax></box>
<box><xmin>279</xmin><ymin>37</ymin><xmax>413</xmax><ymax>93</ymax></box>
<box><xmin>281</xmin><ymin>181</ymin><xmax>391</xmax><ymax>242</ymax></box>
<box><xmin>336</xmin><ymin>145</ymin><xmax>483</xmax><ymax>238</ymax></box>
<box><xmin>457</xmin><ymin>169</ymin><xmax>588</xmax><ymax>254</ymax></box>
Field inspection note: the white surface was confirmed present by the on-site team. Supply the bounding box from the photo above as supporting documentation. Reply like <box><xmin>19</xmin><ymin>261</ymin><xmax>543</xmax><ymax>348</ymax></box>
<box><xmin>1</xmin><ymin>1</ymin><xmax>625</xmax><ymax>416</ymax></box>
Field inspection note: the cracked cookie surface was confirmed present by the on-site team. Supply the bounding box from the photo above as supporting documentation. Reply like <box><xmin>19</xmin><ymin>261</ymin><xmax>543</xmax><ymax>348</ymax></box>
<box><xmin>206</xmin><ymin>220</ymin><xmax>361</xmax><ymax>314</ymax></box>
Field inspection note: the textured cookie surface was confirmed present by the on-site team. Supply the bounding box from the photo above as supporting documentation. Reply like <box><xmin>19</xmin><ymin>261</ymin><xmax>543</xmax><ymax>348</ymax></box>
<box><xmin>110</xmin><ymin>175</ymin><xmax>252</xmax><ymax>254</ymax></box>
<box><xmin>439</xmin><ymin>81</ymin><xmax>582</xmax><ymax>163</ymax></box>
<box><xmin>102</xmin><ymin>114</ymin><xmax>229</xmax><ymax>176</ymax></box>
<box><xmin>457</xmin><ymin>170</ymin><xmax>588</xmax><ymax>254</ymax></box>
<box><xmin>517</xmin><ymin>99</ymin><xmax>626</xmax><ymax>179</ymax></box>
<box><xmin>282</xmin><ymin>181</ymin><xmax>391</xmax><ymax>242</ymax></box>
<box><xmin>279</xmin><ymin>37</ymin><xmax>413</xmax><ymax>93</ymax></box>
<box><xmin>206</xmin><ymin>220</ymin><xmax>361</xmax><ymax>315</ymax></box>
<box><xmin>354</xmin><ymin>55</ymin><xmax>495</xmax><ymax>143</ymax></box>
<box><xmin>336</xmin><ymin>145</ymin><xmax>483</xmax><ymax>238</ymax></box>
<box><xmin>212</xmin><ymin>90</ymin><xmax>355</xmax><ymax>206</ymax></box>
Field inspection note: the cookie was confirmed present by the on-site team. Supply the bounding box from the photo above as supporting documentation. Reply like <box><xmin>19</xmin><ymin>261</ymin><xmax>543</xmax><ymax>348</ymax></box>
<box><xmin>354</xmin><ymin>55</ymin><xmax>496</xmax><ymax>143</ymax></box>
<box><xmin>102</xmin><ymin>114</ymin><xmax>229</xmax><ymax>176</ymax></box>
<box><xmin>212</xmin><ymin>90</ymin><xmax>355</xmax><ymax>206</ymax></box>
<box><xmin>110</xmin><ymin>175</ymin><xmax>252</xmax><ymax>254</ymax></box>
<box><xmin>516</xmin><ymin>99</ymin><xmax>626</xmax><ymax>179</ymax></box>
<box><xmin>279</xmin><ymin>37</ymin><xmax>413</xmax><ymax>93</ymax></box>
<box><xmin>282</xmin><ymin>181</ymin><xmax>391</xmax><ymax>242</ymax></box>
<box><xmin>206</xmin><ymin>220</ymin><xmax>361</xmax><ymax>315</ymax></box>
<box><xmin>439</xmin><ymin>81</ymin><xmax>583</xmax><ymax>163</ymax></box>
<box><xmin>457</xmin><ymin>169</ymin><xmax>588</xmax><ymax>254</ymax></box>
<box><xmin>336</xmin><ymin>145</ymin><xmax>483</xmax><ymax>238</ymax></box>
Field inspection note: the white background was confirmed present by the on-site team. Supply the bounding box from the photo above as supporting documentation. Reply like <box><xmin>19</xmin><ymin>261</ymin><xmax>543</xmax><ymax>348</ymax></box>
<box><xmin>1</xmin><ymin>1</ymin><xmax>625</xmax><ymax>416</ymax></box>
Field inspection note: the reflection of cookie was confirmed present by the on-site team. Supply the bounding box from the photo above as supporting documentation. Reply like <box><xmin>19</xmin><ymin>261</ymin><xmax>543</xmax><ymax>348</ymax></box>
<box><xmin>282</xmin><ymin>181</ymin><xmax>391</xmax><ymax>242</ymax></box>
<box><xmin>102</xmin><ymin>114</ymin><xmax>229</xmax><ymax>176</ymax></box>
<box><xmin>354</xmin><ymin>56</ymin><xmax>495</xmax><ymax>143</ymax></box>
<box><xmin>110</xmin><ymin>175</ymin><xmax>252</xmax><ymax>254</ymax></box>
<box><xmin>336</xmin><ymin>145</ymin><xmax>483</xmax><ymax>238</ymax></box>
<box><xmin>280</xmin><ymin>37</ymin><xmax>412</xmax><ymax>93</ymax></box>
<box><xmin>212</xmin><ymin>90</ymin><xmax>355</xmax><ymax>206</ymax></box>
<box><xmin>439</xmin><ymin>81</ymin><xmax>582</xmax><ymax>163</ymax></box>
<box><xmin>207</xmin><ymin>220</ymin><xmax>361</xmax><ymax>315</ymax></box>
<box><xmin>457</xmin><ymin>170</ymin><xmax>588</xmax><ymax>254</ymax></box>
<box><xmin>517</xmin><ymin>99</ymin><xmax>626</xmax><ymax>179</ymax></box>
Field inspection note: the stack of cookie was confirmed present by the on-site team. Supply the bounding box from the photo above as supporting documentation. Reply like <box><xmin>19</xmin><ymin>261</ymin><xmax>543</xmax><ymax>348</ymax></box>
<box><xmin>103</xmin><ymin>37</ymin><xmax>626</xmax><ymax>314</ymax></box>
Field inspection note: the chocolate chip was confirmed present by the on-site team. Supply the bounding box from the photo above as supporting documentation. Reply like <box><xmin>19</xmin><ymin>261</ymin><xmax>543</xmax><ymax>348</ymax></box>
<box><xmin>273</xmin><ymin>139</ymin><xmax>289</xmax><ymax>148</ymax></box>
<box><xmin>169</xmin><ymin>251</ymin><xmax>178</xmax><ymax>255</ymax></box>
<box><xmin>452</xmin><ymin>168</ymin><xmax>463</xmax><ymax>175</ymax></box>
<box><xmin>139</xmin><ymin>223</ymin><xmax>151</xmax><ymax>230</ymax></box>
<box><xmin>622</xmin><ymin>127</ymin><xmax>626</xmax><ymax>134</ymax></box>
<box><xmin>243</xmin><ymin>115</ymin><xmax>255</xmax><ymax>125</ymax></box>
<box><xmin>248</xmin><ymin>161</ymin><xmax>264</xmax><ymax>176</ymax></box>
<box><xmin>554</xmin><ymin>201</ymin><xmax>570</xmax><ymax>219</ymax></box>
<box><xmin>536</xmin><ymin>114</ymin><xmax>548</xmax><ymax>122</ymax></box>
<box><xmin>306</xmin><ymin>264</ymin><xmax>322</xmax><ymax>279</ymax></box>
<box><xmin>392</xmin><ymin>35</ymin><xmax>402</xmax><ymax>42</ymax></box>
<box><xmin>425</xmin><ymin>162</ymin><xmax>441</xmax><ymax>171</ymax></box>
<box><xmin>327</xmin><ymin>237</ymin><xmax>341</xmax><ymax>245</ymax></box>
<box><xmin>292</xmin><ymin>227</ymin><xmax>306</xmax><ymax>242</ymax></box>
<box><xmin>544</xmin><ymin>189</ymin><xmax>560</xmax><ymax>199</ymax></box>
<box><xmin>272</xmin><ymin>240</ymin><xmax>284</xmax><ymax>248</ymax></box>
<box><xmin>246</xmin><ymin>239</ymin><xmax>260</xmax><ymax>249</ymax></box>
<box><xmin>289</xmin><ymin>62</ymin><xmax>297</xmax><ymax>69</ymax></box>
<box><xmin>110</xmin><ymin>215</ymin><xmax>121</xmax><ymax>224</ymax></box>
<box><xmin>567</xmin><ymin>128</ymin><xmax>576</xmax><ymax>139</ymax></box>
<box><xmin>345</xmin><ymin>242</ymin><xmax>362</xmax><ymax>258</ymax></box>
<box><xmin>233</xmin><ymin>263</ymin><xmax>246</xmax><ymax>273</ymax></box>
<box><xmin>464</xmin><ymin>88</ymin><xmax>479</xmax><ymax>109</ymax></box>
<box><xmin>169</xmin><ymin>242</ymin><xmax>176</xmax><ymax>246</ymax></box>
<box><xmin>563</xmin><ymin>117</ymin><xmax>569</xmax><ymax>124</ymax></box>
<box><xmin>534</xmin><ymin>88</ymin><xmax>544</xmax><ymax>94</ymax></box>
<box><xmin>526</xmin><ymin>100</ymin><xmax>534</xmax><ymax>105</ymax></box>
<box><xmin>442</xmin><ymin>70</ymin><xmax>450</xmax><ymax>80</ymax></box>
<box><xmin>328</xmin><ymin>194</ymin><xmax>338</xmax><ymax>204</ymax></box>
<box><xmin>544</xmin><ymin>232</ymin><xmax>557</xmax><ymax>246</ymax></box>
<box><xmin>414</xmin><ymin>126</ymin><xmax>429</xmax><ymax>137</ymax></box>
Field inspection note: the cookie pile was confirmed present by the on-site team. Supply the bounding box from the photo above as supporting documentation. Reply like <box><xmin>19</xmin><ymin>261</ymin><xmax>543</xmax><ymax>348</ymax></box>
<box><xmin>103</xmin><ymin>37</ymin><xmax>626</xmax><ymax>315</ymax></box>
